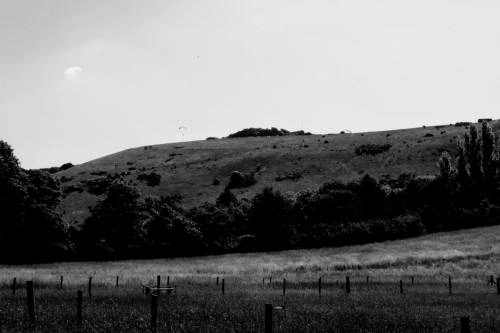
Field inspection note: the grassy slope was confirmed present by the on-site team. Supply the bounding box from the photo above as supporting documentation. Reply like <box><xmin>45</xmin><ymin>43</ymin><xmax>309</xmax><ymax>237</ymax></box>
<box><xmin>56</xmin><ymin>120</ymin><xmax>500</xmax><ymax>224</ymax></box>
<box><xmin>3</xmin><ymin>224</ymin><xmax>500</xmax><ymax>284</ymax></box>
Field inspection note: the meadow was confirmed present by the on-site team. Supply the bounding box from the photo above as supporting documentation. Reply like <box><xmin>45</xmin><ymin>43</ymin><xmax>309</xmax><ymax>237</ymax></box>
<box><xmin>2</xmin><ymin>225</ymin><xmax>500</xmax><ymax>332</ymax></box>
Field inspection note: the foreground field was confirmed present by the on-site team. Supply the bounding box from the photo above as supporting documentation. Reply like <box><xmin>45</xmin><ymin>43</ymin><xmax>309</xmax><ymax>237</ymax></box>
<box><xmin>1</xmin><ymin>281</ymin><xmax>500</xmax><ymax>332</ymax></box>
<box><xmin>2</xmin><ymin>225</ymin><xmax>500</xmax><ymax>332</ymax></box>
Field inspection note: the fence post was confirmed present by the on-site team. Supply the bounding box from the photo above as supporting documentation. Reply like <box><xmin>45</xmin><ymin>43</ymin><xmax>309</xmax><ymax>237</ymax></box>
<box><xmin>12</xmin><ymin>277</ymin><xmax>16</xmax><ymax>296</ymax></box>
<box><xmin>318</xmin><ymin>277</ymin><xmax>322</xmax><ymax>296</ymax></box>
<box><xmin>460</xmin><ymin>316</ymin><xmax>470</xmax><ymax>333</ymax></box>
<box><xmin>60</xmin><ymin>276</ymin><xmax>64</xmax><ymax>289</ymax></box>
<box><xmin>411</xmin><ymin>276</ymin><xmax>414</xmax><ymax>285</ymax></box>
<box><xmin>77</xmin><ymin>290</ymin><xmax>83</xmax><ymax>324</ymax></box>
<box><xmin>400</xmin><ymin>280</ymin><xmax>403</xmax><ymax>294</ymax></box>
<box><xmin>167</xmin><ymin>276</ymin><xmax>170</xmax><ymax>286</ymax></box>
<box><xmin>346</xmin><ymin>276</ymin><xmax>350</xmax><ymax>294</ymax></box>
<box><xmin>269</xmin><ymin>277</ymin><xmax>272</xmax><ymax>285</ymax></box>
<box><xmin>157</xmin><ymin>275</ymin><xmax>161</xmax><ymax>289</ymax></box>
<box><xmin>88</xmin><ymin>277</ymin><xmax>92</xmax><ymax>299</ymax></box>
<box><xmin>497</xmin><ymin>277</ymin><xmax>500</xmax><ymax>295</ymax></box>
<box><xmin>283</xmin><ymin>278</ymin><xmax>286</xmax><ymax>297</ymax></box>
<box><xmin>116</xmin><ymin>276</ymin><xmax>119</xmax><ymax>287</ymax></box>
<box><xmin>449</xmin><ymin>276</ymin><xmax>452</xmax><ymax>295</ymax></box>
<box><xmin>216</xmin><ymin>276</ymin><xmax>219</xmax><ymax>286</ymax></box>
<box><xmin>366</xmin><ymin>276</ymin><xmax>369</xmax><ymax>284</ymax></box>
<box><xmin>151</xmin><ymin>294</ymin><xmax>158</xmax><ymax>332</ymax></box>
<box><xmin>265</xmin><ymin>303</ymin><xmax>273</xmax><ymax>333</ymax></box>
<box><xmin>489</xmin><ymin>275</ymin><xmax>494</xmax><ymax>286</ymax></box>
<box><xmin>26</xmin><ymin>280</ymin><xmax>35</xmax><ymax>321</ymax></box>
<box><xmin>222</xmin><ymin>278</ymin><xmax>225</xmax><ymax>295</ymax></box>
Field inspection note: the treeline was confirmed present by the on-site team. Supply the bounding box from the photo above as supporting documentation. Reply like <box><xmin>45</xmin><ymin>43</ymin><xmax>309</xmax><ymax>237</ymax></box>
<box><xmin>1</xmin><ymin>122</ymin><xmax>500</xmax><ymax>263</ymax></box>
<box><xmin>227</xmin><ymin>127</ymin><xmax>312</xmax><ymax>138</ymax></box>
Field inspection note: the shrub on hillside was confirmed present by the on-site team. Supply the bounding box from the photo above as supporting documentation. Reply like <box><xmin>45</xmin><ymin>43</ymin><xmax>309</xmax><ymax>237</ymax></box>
<box><xmin>275</xmin><ymin>172</ymin><xmax>302</xmax><ymax>182</ymax></box>
<box><xmin>228</xmin><ymin>127</ymin><xmax>289</xmax><ymax>138</ymax></box>
<box><xmin>137</xmin><ymin>172</ymin><xmax>161</xmax><ymax>186</ymax></box>
<box><xmin>226</xmin><ymin>171</ymin><xmax>256</xmax><ymax>189</ymax></box>
<box><xmin>83</xmin><ymin>176</ymin><xmax>116</xmax><ymax>195</ymax></box>
<box><xmin>354</xmin><ymin>143</ymin><xmax>392</xmax><ymax>156</ymax></box>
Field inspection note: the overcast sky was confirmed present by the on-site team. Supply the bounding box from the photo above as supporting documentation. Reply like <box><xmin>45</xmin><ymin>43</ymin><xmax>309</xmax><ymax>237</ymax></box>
<box><xmin>2</xmin><ymin>0</ymin><xmax>500</xmax><ymax>169</ymax></box>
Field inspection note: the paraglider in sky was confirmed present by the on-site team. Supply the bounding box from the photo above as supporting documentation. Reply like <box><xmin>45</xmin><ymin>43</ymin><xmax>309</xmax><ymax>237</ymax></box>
<box><xmin>178</xmin><ymin>126</ymin><xmax>187</xmax><ymax>136</ymax></box>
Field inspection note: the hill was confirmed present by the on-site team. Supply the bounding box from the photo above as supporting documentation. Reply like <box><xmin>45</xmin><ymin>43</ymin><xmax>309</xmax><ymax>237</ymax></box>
<box><xmin>56</xmin><ymin>120</ymin><xmax>500</xmax><ymax>225</ymax></box>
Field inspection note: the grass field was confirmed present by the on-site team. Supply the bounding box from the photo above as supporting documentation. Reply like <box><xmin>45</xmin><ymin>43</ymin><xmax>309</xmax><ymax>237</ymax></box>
<box><xmin>2</xmin><ymin>225</ymin><xmax>500</xmax><ymax>332</ymax></box>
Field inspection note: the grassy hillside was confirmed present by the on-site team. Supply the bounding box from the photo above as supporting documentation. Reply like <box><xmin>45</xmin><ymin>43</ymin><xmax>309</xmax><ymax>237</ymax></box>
<box><xmin>56</xmin><ymin>120</ymin><xmax>500</xmax><ymax>224</ymax></box>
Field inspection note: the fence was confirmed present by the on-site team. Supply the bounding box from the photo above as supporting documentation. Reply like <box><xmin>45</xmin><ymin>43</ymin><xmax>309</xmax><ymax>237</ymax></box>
<box><xmin>3</xmin><ymin>274</ymin><xmax>498</xmax><ymax>332</ymax></box>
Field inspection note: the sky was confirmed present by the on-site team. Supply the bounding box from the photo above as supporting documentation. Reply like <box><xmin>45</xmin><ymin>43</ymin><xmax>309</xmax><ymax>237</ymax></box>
<box><xmin>2</xmin><ymin>0</ymin><xmax>500</xmax><ymax>169</ymax></box>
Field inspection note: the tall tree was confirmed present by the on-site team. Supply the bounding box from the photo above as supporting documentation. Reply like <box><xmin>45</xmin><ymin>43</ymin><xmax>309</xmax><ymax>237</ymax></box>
<box><xmin>438</xmin><ymin>151</ymin><xmax>455</xmax><ymax>184</ymax></box>
<box><xmin>481</xmin><ymin>121</ymin><xmax>498</xmax><ymax>191</ymax></box>
<box><xmin>456</xmin><ymin>138</ymin><xmax>469</xmax><ymax>191</ymax></box>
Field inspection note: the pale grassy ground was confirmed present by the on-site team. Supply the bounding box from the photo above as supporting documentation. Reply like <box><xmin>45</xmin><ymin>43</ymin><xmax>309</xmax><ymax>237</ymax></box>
<box><xmin>2</xmin><ymin>225</ymin><xmax>500</xmax><ymax>286</ymax></box>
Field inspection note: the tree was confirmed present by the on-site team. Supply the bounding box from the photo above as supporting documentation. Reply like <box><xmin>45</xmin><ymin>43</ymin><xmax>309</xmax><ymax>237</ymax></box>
<box><xmin>80</xmin><ymin>182</ymin><xmax>145</xmax><ymax>258</ymax></box>
<box><xmin>355</xmin><ymin>174</ymin><xmax>387</xmax><ymax>218</ymax></box>
<box><xmin>143</xmin><ymin>196</ymin><xmax>202</xmax><ymax>256</ymax></box>
<box><xmin>456</xmin><ymin>138</ymin><xmax>469</xmax><ymax>191</ymax></box>
<box><xmin>249</xmin><ymin>187</ymin><xmax>293</xmax><ymax>251</ymax></box>
<box><xmin>438</xmin><ymin>152</ymin><xmax>455</xmax><ymax>184</ymax></box>
<box><xmin>216</xmin><ymin>188</ymin><xmax>237</xmax><ymax>207</ymax></box>
<box><xmin>481</xmin><ymin>121</ymin><xmax>498</xmax><ymax>192</ymax></box>
<box><xmin>0</xmin><ymin>141</ymin><xmax>71</xmax><ymax>262</ymax></box>
<box><xmin>465</xmin><ymin>125</ymin><xmax>481</xmax><ymax>188</ymax></box>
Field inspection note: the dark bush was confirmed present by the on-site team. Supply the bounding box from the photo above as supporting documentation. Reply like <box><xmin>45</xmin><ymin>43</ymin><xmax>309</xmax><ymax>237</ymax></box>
<box><xmin>275</xmin><ymin>172</ymin><xmax>302</xmax><ymax>182</ymax></box>
<box><xmin>227</xmin><ymin>171</ymin><xmax>256</xmax><ymax>189</ymax></box>
<box><xmin>137</xmin><ymin>172</ymin><xmax>161</xmax><ymax>186</ymax></box>
<box><xmin>83</xmin><ymin>177</ymin><xmax>114</xmax><ymax>195</ymax></box>
<box><xmin>63</xmin><ymin>184</ymin><xmax>84</xmax><ymax>195</ymax></box>
<box><xmin>228</xmin><ymin>127</ymin><xmax>289</xmax><ymax>138</ymax></box>
<box><xmin>355</xmin><ymin>144</ymin><xmax>392</xmax><ymax>156</ymax></box>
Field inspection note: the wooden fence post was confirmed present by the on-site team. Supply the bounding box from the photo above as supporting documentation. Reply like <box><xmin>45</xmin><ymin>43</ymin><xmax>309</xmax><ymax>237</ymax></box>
<box><xmin>116</xmin><ymin>276</ymin><xmax>119</xmax><ymax>287</ymax></box>
<box><xmin>167</xmin><ymin>276</ymin><xmax>170</xmax><ymax>286</ymax></box>
<box><xmin>265</xmin><ymin>303</ymin><xmax>273</xmax><ymax>333</ymax></box>
<box><xmin>12</xmin><ymin>277</ymin><xmax>16</xmax><ymax>296</ymax></box>
<box><xmin>489</xmin><ymin>275</ymin><xmax>494</xmax><ymax>286</ymax></box>
<box><xmin>282</xmin><ymin>279</ymin><xmax>286</xmax><ymax>297</ymax></box>
<box><xmin>26</xmin><ymin>281</ymin><xmax>35</xmax><ymax>321</ymax></box>
<box><xmin>448</xmin><ymin>276</ymin><xmax>452</xmax><ymax>295</ymax></box>
<box><xmin>60</xmin><ymin>276</ymin><xmax>64</xmax><ymax>289</ymax></box>
<box><xmin>151</xmin><ymin>294</ymin><xmax>158</xmax><ymax>332</ymax></box>
<box><xmin>221</xmin><ymin>278</ymin><xmax>225</xmax><ymax>295</ymax></box>
<box><xmin>411</xmin><ymin>276</ymin><xmax>414</xmax><ymax>285</ymax></box>
<box><xmin>88</xmin><ymin>277</ymin><xmax>92</xmax><ymax>299</ymax></box>
<box><xmin>157</xmin><ymin>275</ymin><xmax>161</xmax><ymax>289</ymax></box>
<box><xmin>460</xmin><ymin>316</ymin><xmax>470</xmax><ymax>333</ymax></box>
<box><xmin>216</xmin><ymin>276</ymin><xmax>219</xmax><ymax>286</ymax></box>
<box><xmin>77</xmin><ymin>290</ymin><xmax>83</xmax><ymax>324</ymax></box>
<box><xmin>269</xmin><ymin>277</ymin><xmax>272</xmax><ymax>285</ymax></box>
<box><xmin>346</xmin><ymin>276</ymin><xmax>350</xmax><ymax>294</ymax></box>
<box><xmin>497</xmin><ymin>277</ymin><xmax>500</xmax><ymax>295</ymax></box>
<box><xmin>318</xmin><ymin>277</ymin><xmax>322</xmax><ymax>296</ymax></box>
